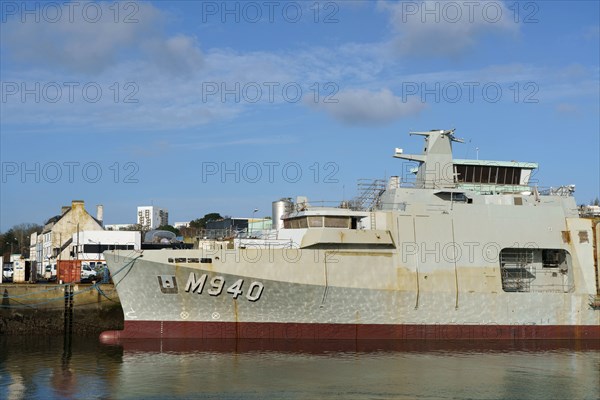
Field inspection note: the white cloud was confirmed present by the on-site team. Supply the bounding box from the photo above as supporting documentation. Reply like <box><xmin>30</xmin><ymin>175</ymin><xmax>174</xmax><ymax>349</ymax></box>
<box><xmin>555</xmin><ymin>103</ymin><xmax>579</xmax><ymax>115</ymax></box>
<box><xmin>1</xmin><ymin>1</ymin><xmax>202</xmax><ymax>75</ymax></box>
<box><xmin>379</xmin><ymin>0</ymin><xmax>519</xmax><ymax>57</ymax></box>
<box><xmin>142</xmin><ymin>35</ymin><xmax>204</xmax><ymax>76</ymax></box>
<box><xmin>0</xmin><ymin>2</ymin><xmax>594</xmax><ymax>133</ymax></box>
<box><xmin>306</xmin><ymin>88</ymin><xmax>426</xmax><ymax>124</ymax></box>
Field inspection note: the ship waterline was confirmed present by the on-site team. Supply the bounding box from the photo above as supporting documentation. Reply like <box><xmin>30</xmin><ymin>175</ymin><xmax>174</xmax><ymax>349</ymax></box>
<box><xmin>102</xmin><ymin>130</ymin><xmax>600</xmax><ymax>342</ymax></box>
<box><xmin>101</xmin><ymin>321</ymin><xmax>600</xmax><ymax>341</ymax></box>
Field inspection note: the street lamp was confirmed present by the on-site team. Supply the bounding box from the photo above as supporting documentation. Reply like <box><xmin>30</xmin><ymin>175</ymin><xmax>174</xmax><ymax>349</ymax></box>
<box><xmin>88</xmin><ymin>238</ymin><xmax>106</xmax><ymax>283</ymax></box>
<box><xmin>250</xmin><ymin>208</ymin><xmax>258</xmax><ymax>238</ymax></box>
<box><xmin>88</xmin><ymin>239</ymin><xmax>101</xmax><ymax>263</ymax></box>
<box><xmin>5</xmin><ymin>238</ymin><xmax>17</xmax><ymax>256</ymax></box>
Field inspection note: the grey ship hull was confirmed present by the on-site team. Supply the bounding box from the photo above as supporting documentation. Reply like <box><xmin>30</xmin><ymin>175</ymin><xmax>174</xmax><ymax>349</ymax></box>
<box><xmin>101</xmin><ymin>227</ymin><xmax>600</xmax><ymax>342</ymax></box>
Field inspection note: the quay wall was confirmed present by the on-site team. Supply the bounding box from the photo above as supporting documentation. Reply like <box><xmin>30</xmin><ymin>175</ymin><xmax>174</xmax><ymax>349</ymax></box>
<box><xmin>0</xmin><ymin>283</ymin><xmax>123</xmax><ymax>335</ymax></box>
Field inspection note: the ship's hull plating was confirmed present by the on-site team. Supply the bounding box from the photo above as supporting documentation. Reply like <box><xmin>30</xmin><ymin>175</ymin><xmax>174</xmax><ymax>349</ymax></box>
<box><xmin>100</xmin><ymin>252</ymin><xmax>600</xmax><ymax>343</ymax></box>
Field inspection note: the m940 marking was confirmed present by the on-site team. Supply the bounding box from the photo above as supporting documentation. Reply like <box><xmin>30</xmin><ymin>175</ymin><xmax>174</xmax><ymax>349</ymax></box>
<box><xmin>184</xmin><ymin>272</ymin><xmax>264</xmax><ymax>302</ymax></box>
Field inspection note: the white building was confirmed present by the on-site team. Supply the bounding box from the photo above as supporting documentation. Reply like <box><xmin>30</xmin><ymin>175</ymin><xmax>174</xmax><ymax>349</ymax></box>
<box><xmin>173</xmin><ymin>221</ymin><xmax>190</xmax><ymax>229</ymax></box>
<box><xmin>29</xmin><ymin>231</ymin><xmax>41</xmax><ymax>271</ymax></box>
<box><xmin>582</xmin><ymin>205</ymin><xmax>600</xmax><ymax>217</ymax></box>
<box><xmin>71</xmin><ymin>230</ymin><xmax>141</xmax><ymax>263</ymax></box>
<box><xmin>137</xmin><ymin>206</ymin><xmax>168</xmax><ymax>229</ymax></box>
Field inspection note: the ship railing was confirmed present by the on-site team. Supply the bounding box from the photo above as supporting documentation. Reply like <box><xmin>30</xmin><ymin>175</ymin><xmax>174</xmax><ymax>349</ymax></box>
<box><xmin>294</xmin><ymin>200</ymin><xmax>352</xmax><ymax>208</ymax></box>
<box><xmin>500</xmin><ymin>275</ymin><xmax>573</xmax><ymax>293</ymax></box>
<box><xmin>250</xmin><ymin>230</ymin><xmax>279</xmax><ymax>240</ymax></box>
<box><xmin>399</xmin><ymin>176</ymin><xmax>417</xmax><ymax>187</ymax></box>
<box><xmin>293</xmin><ymin>199</ymin><xmax>369</xmax><ymax>212</ymax></box>
<box><xmin>398</xmin><ymin>181</ymin><xmax>543</xmax><ymax>195</ymax></box>
<box><xmin>286</xmin><ymin>199</ymin><xmax>401</xmax><ymax>213</ymax></box>
<box><xmin>237</xmin><ymin>238</ymin><xmax>299</xmax><ymax>249</ymax></box>
<box><xmin>454</xmin><ymin>183</ymin><xmax>531</xmax><ymax>194</ymax></box>
<box><xmin>194</xmin><ymin>227</ymin><xmax>237</xmax><ymax>240</ymax></box>
<box><xmin>537</xmin><ymin>185</ymin><xmax>576</xmax><ymax>197</ymax></box>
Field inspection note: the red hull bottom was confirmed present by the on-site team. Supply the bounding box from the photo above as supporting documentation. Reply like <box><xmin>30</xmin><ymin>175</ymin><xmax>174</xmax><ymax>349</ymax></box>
<box><xmin>100</xmin><ymin>321</ymin><xmax>600</xmax><ymax>344</ymax></box>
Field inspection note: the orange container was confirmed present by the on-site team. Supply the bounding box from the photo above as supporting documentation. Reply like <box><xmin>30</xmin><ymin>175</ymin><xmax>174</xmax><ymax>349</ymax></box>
<box><xmin>58</xmin><ymin>260</ymin><xmax>82</xmax><ymax>283</ymax></box>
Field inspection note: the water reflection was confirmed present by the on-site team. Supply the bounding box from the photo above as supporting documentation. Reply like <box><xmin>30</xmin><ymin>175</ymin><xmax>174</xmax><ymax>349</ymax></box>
<box><xmin>1</xmin><ymin>337</ymin><xmax>598</xmax><ymax>400</ymax></box>
<box><xmin>109</xmin><ymin>337</ymin><xmax>600</xmax><ymax>354</ymax></box>
<box><xmin>51</xmin><ymin>335</ymin><xmax>75</xmax><ymax>399</ymax></box>
<box><xmin>0</xmin><ymin>336</ymin><xmax>122</xmax><ymax>399</ymax></box>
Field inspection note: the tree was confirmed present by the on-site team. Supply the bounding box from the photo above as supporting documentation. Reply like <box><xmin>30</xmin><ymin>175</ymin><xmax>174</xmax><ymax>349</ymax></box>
<box><xmin>1</xmin><ymin>230</ymin><xmax>18</xmax><ymax>258</ymax></box>
<box><xmin>0</xmin><ymin>223</ymin><xmax>43</xmax><ymax>258</ymax></box>
<box><xmin>189</xmin><ymin>213</ymin><xmax>223</xmax><ymax>229</ymax></box>
<box><xmin>120</xmin><ymin>224</ymin><xmax>143</xmax><ymax>231</ymax></box>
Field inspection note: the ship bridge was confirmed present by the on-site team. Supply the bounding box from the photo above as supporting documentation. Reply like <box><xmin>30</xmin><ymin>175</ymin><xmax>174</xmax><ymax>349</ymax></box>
<box><xmin>393</xmin><ymin>129</ymin><xmax>538</xmax><ymax>194</ymax></box>
<box><xmin>452</xmin><ymin>158</ymin><xmax>537</xmax><ymax>194</ymax></box>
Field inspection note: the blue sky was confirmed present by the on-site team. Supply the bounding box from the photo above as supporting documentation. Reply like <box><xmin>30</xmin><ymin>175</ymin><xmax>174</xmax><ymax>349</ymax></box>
<box><xmin>0</xmin><ymin>0</ymin><xmax>599</xmax><ymax>231</ymax></box>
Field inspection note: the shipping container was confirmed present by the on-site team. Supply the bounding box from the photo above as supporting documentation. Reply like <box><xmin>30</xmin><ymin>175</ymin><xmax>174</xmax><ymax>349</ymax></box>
<box><xmin>58</xmin><ymin>260</ymin><xmax>82</xmax><ymax>283</ymax></box>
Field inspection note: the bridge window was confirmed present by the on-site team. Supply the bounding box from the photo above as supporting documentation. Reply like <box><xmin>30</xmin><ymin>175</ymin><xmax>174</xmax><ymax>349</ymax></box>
<box><xmin>284</xmin><ymin>216</ymin><xmax>352</xmax><ymax>229</ymax></box>
<box><xmin>324</xmin><ymin>216</ymin><xmax>351</xmax><ymax>228</ymax></box>
<box><xmin>308</xmin><ymin>216</ymin><xmax>323</xmax><ymax>228</ymax></box>
<box><xmin>456</xmin><ymin>165</ymin><xmax>522</xmax><ymax>185</ymax></box>
<box><xmin>283</xmin><ymin>218</ymin><xmax>307</xmax><ymax>229</ymax></box>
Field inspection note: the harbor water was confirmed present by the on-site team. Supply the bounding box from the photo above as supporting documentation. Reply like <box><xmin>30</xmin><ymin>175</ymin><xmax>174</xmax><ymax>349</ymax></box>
<box><xmin>1</xmin><ymin>336</ymin><xmax>598</xmax><ymax>399</ymax></box>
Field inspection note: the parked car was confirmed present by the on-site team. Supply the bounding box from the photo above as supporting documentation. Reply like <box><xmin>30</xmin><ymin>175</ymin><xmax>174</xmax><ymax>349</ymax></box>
<box><xmin>2</xmin><ymin>266</ymin><xmax>13</xmax><ymax>282</ymax></box>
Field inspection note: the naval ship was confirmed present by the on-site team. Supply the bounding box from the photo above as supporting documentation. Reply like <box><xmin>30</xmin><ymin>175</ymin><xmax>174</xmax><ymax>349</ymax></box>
<box><xmin>101</xmin><ymin>130</ymin><xmax>600</xmax><ymax>342</ymax></box>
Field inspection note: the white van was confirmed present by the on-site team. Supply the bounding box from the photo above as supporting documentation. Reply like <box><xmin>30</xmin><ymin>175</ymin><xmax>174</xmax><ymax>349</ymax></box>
<box><xmin>81</xmin><ymin>263</ymin><xmax>96</xmax><ymax>281</ymax></box>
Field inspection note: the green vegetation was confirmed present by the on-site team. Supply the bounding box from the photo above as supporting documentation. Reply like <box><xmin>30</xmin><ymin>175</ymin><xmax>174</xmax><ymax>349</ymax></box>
<box><xmin>189</xmin><ymin>213</ymin><xmax>223</xmax><ymax>229</ymax></box>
